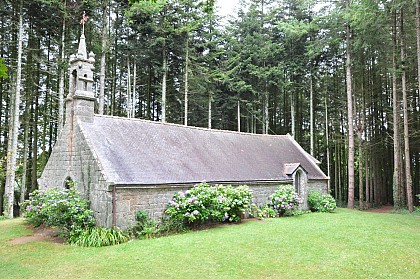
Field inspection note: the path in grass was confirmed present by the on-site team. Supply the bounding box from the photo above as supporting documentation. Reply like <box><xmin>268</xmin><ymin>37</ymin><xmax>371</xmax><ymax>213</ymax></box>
<box><xmin>1</xmin><ymin>209</ymin><xmax>419</xmax><ymax>279</ymax></box>
<box><xmin>8</xmin><ymin>224</ymin><xmax>64</xmax><ymax>245</ymax></box>
<box><xmin>365</xmin><ymin>205</ymin><xmax>394</xmax><ymax>213</ymax></box>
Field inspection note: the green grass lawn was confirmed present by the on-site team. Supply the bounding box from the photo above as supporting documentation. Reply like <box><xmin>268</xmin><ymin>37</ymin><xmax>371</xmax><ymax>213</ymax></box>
<box><xmin>1</xmin><ymin>209</ymin><xmax>419</xmax><ymax>279</ymax></box>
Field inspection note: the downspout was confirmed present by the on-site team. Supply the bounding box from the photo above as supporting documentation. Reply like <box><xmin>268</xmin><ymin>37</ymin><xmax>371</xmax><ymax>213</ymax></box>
<box><xmin>112</xmin><ymin>184</ymin><xmax>116</xmax><ymax>227</ymax></box>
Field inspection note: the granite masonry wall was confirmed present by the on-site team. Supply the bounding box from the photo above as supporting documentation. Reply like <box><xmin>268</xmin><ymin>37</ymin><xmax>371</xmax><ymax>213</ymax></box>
<box><xmin>114</xmin><ymin>180</ymin><xmax>328</xmax><ymax>229</ymax></box>
<box><xmin>38</xmin><ymin>117</ymin><xmax>113</xmax><ymax>228</ymax></box>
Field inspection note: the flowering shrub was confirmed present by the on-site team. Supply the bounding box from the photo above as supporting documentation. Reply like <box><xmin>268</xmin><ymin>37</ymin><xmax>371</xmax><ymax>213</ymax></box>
<box><xmin>21</xmin><ymin>187</ymin><xmax>95</xmax><ymax>237</ymax></box>
<box><xmin>307</xmin><ymin>191</ymin><xmax>337</xmax><ymax>213</ymax></box>
<box><xmin>214</xmin><ymin>185</ymin><xmax>253</xmax><ymax>222</ymax></box>
<box><xmin>165</xmin><ymin>183</ymin><xmax>252</xmax><ymax>225</ymax></box>
<box><xmin>250</xmin><ymin>204</ymin><xmax>277</xmax><ymax>219</ymax></box>
<box><xmin>268</xmin><ymin>185</ymin><xmax>303</xmax><ymax>216</ymax></box>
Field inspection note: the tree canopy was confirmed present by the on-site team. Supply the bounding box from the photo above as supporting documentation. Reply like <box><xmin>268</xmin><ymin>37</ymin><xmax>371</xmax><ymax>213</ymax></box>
<box><xmin>1</xmin><ymin>0</ymin><xmax>419</xmax><ymax>216</ymax></box>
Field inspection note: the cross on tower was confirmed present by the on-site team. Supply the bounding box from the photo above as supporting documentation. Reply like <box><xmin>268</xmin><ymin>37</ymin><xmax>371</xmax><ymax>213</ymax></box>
<box><xmin>80</xmin><ymin>11</ymin><xmax>89</xmax><ymax>33</ymax></box>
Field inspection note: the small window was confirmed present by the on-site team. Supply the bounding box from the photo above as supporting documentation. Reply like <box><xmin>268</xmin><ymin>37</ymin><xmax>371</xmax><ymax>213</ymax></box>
<box><xmin>294</xmin><ymin>171</ymin><xmax>301</xmax><ymax>194</ymax></box>
<box><xmin>64</xmin><ymin>177</ymin><xmax>73</xmax><ymax>189</ymax></box>
<box><xmin>83</xmin><ymin>74</ymin><xmax>88</xmax><ymax>90</ymax></box>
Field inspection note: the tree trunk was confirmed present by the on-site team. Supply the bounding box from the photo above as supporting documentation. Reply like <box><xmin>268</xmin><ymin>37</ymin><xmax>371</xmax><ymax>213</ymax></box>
<box><xmin>20</xmin><ymin>85</ymin><xmax>31</xmax><ymax>206</ymax></box>
<box><xmin>161</xmin><ymin>49</ymin><xmax>167</xmax><ymax>123</ymax></box>
<box><xmin>365</xmin><ymin>152</ymin><xmax>370</xmax><ymax>208</ymax></box>
<box><xmin>325</xmin><ymin>96</ymin><xmax>330</xmax><ymax>193</ymax></box>
<box><xmin>310</xmin><ymin>70</ymin><xmax>314</xmax><ymax>156</ymax></box>
<box><xmin>127</xmin><ymin>58</ymin><xmax>131</xmax><ymax>118</ymax></box>
<box><xmin>291</xmin><ymin>93</ymin><xmax>295</xmax><ymax>138</ymax></box>
<box><xmin>392</xmin><ymin>9</ymin><xmax>403</xmax><ymax>210</ymax></box>
<box><xmin>357</xmin><ymin>81</ymin><xmax>365</xmax><ymax>210</ymax></box>
<box><xmin>400</xmin><ymin>9</ymin><xmax>414</xmax><ymax>212</ymax></box>
<box><xmin>4</xmin><ymin>4</ymin><xmax>23</xmax><ymax>218</ymax></box>
<box><xmin>132</xmin><ymin>61</ymin><xmax>136</xmax><ymax>117</ymax></box>
<box><xmin>58</xmin><ymin>16</ymin><xmax>65</xmax><ymax>130</ymax></box>
<box><xmin>98</xmin><ymin>0</ymin><xmax>108</xmax><ymax>115</ymax></box>
<box><xmin>416</xmin><ymin>0</ymin><xmax>420</xmax><ymax>102</ymax></box>
<box><xmin>184</xmin><ymin>36</ymin><xmax>189</xmax><ymax>126</ymax></box>
<box><xmin>208</xmin><ymin>91</ymin><xmax>212</xmax><ymax>129</ymax></box>
<box><xmin>147</xmin><ymin>64</ymin><xmax>152</xmax><ymax>120</ymax></box>
<box><xmin>237</xmin><ymin>99</ymin><xmax>240</xmax><ymax>132</ymax></box>
<box><xmin>346</xmin><ymin>0</ymin><xmax>355</xmax><ymax>209</ymax></box>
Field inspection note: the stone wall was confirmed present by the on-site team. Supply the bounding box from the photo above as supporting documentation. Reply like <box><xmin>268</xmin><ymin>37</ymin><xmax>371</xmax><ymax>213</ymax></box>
<box><xmin>114</xmin><ymin>180</ymin><xmax>328</xmax><ymax>229</ymax></box>
<box><xmin>115</xmin><ymin>185</ymin><xmax>191</xmax><ymax>229</ymax></box>
<box><xmin>38</xmin><ymin>117</ymin><xmax>113</xmax><ymax>228</ymax></box>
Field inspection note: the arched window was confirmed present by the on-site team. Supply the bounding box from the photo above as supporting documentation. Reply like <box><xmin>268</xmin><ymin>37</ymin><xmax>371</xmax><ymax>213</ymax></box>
<box><xmin>71</xmin><ymin>70</ymin><xmax>77</xmax><ymax>95</ymax></box>
<box><xmin>64</xmin><ymin>177</ymin><xmax>73</xmax><ymax>189</ymax></box>
<box><xmin>83</xmin><ymin>74</ymin><xmax>88</xmax><ymax>90</ymax></box>
<box><xmin>294</xmin><ymin>170</ymin><xmax>302</xmax><ymax>194</ymax></box>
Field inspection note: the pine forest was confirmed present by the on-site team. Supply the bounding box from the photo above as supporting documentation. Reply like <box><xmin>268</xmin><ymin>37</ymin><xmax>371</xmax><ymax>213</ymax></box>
<box><xmin>1</xmin><ymin>0</ymin><xmax>419</xmax><ymax>217</ymax></box>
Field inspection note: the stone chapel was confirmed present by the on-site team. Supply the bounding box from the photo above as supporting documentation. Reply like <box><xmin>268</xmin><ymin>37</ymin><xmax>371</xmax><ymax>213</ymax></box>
<box><xmin>39</xmin><ymin>30</ymin><xmax>329</xmax><ymax>228</ymax></box>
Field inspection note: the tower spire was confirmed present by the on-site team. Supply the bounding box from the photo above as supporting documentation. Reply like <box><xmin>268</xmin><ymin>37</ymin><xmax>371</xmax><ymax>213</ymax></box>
<box><xmin>78</xmin><ymin>11</ymin><xmax>89</xmax><ymax>59</ymax></box>
<box><xmin>66</xmin><ymin>11</ymin><xmax>95</xmax><ymax>123</ymax></box>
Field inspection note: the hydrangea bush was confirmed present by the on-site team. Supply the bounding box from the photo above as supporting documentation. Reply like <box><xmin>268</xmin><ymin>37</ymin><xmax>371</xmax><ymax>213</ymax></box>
<box><xmin>165</xmin><ymin>183</ymin><xmax>252</xmax><ymax>225</ymax></box>
<box><xmin>268</xmin><ymin>185</ymin><xmax>303</xmax><ymax>216</ymax></box>
<box><xmin>21</xmin><ymin>187</ymin><xmax>95</xmax><ymax>237</ymax></box>
<box><xmin>307</xmin><ymin>191</ymin><xmax>337</xmax><ymax>213</ymax></box>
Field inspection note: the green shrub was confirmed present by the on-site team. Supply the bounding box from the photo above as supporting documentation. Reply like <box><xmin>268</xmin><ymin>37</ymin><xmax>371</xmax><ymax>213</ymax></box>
<box><xmin>21</xmin><ymin>187</ymin><xmax>95</xmax><ymax>237</ymax></box>
<box><xmin>131</xmin><ymin>211</ymin><xmax>188</xmax><ymax>239</ymax></box>
<box><xmin>157</xmin><ymin>217</ymin><xmax>188</xmax><ymax>236</ymax></box>
<box><xmin>268</xmin><ymin>185</ymin><xmax>303</xmax><ymax>216</ymax></box>
<box><xmin>131</xmin><ymin>210</ymin><xmax>159</xmax><ymax>239</ymax></box>
<box><xmin>250</xmin><ymin>204</ymin><xmax>277</xmax><ymax>219</ymax></box>
<box><xmin>165</xmin><ymin>183</ymin><xmax>252</xmax><ymax>225</ymax></box>
<box><xmin>308</xmin><ymin>191</ymin><xmax>337</xmax><ymax>213</ymax></box>
<box><xmin>69</xmin><ymin>227</ymin><xmax>130</xmax><ymax>247</ymax></box>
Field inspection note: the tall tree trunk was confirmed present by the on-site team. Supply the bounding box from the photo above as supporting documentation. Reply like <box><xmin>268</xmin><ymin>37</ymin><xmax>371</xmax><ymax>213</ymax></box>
<box><xmin>400</xmin><ymin>9</ymin><xmax>414</xmax><ymax>212</ymax></box>
<box><xmin>184</xmin><ymin>36</ymin><xmax>189</xmax><ymax>126</ymax></box>
<box><xmin>346</xmin><ymin>0</ymin><xmax>355</xmax><ymax>209</ymax></box>
<box><xmin>357</xmin><ymin>81</ymin><xmax>365</xmax><ymax>210</ymax></box>
<box><xmin>310</xmin><ymin>70</ymin><xmax>314</xmax><ymax>156</ymax></box>
<box><xmin>4</xmin><ymin>3</ymin><xmax>23</xmax><ymax>218</ymax></box>
<box><xmin>365</xmin><ymin>151</ymin><xmax>370</xmax><ymax>208</ymax></box>
<box><xmin>127</xmin><ymin>58</ymin><xmax>131</xmax><ymax>118</ymax></box>
<box><xmin>132</xmin><ymin>61</ymin><xmax>136</xmax><ymax>117</ymax></box>
<box><xmin>237</xmin><ymin>99</ymin><xmax>240</xmax><ymax>132</ymax></box>
<box><xmin>161</xmin><ymin>49</ymin><xmax>167</xmax><ymax>123</ymax></box>
<box><xmin>392</xmin><ymin>9</ymin><xmax>403</xmax><ymax>209</ymax></box>
<box><xmin>325</xmin><ymin>96</ymin><xmax>330</xmax><ymax>192</ymax></box>
<box><xmin>58</xmin><ymin>16</ymin><xmax>65</xmax><ymax>130</ymax></box>
<box><xmin>416</xmin><ymin>0</ymin><xmax>420</xmax><ymax>101</ymax></box>
<box><xmin>208</xmin><ymin>91</ymin><xmax>212</xmax><ymax>129</ymax></box>
<box><xmin>31</xmin><ymin>54</ymin><xmax>40</xmax><ymax>193</ymax></box>
<box><xmin>98</xmin><ymin>0</ymin><xmax>108</xmax><ymax>115</ymax></box>
<box><xmin>291</xmin><ymin>93</ymin><xmax>295</xmax><ymax>138</ymax></box>
<box><xmin>20</xmin><ymin>80</ymin><xmax>31</xmax><ymax>205</ymax></box>
<box><xmin>147</xmin><ymin>64</ymin><xmax>152</xmax><ymax>120</ymax></box>
<box><xmin>264</xmin><ymin>91</ymin><xmax>269</xmax><ymax>134</ymax></box>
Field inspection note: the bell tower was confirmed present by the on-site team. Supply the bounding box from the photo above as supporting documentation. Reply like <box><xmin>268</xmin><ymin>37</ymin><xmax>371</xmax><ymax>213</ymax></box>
<box><xmin>66</xmin><ymin>15</ymin><xmax>95</xmax><ymax>123</ymax></box>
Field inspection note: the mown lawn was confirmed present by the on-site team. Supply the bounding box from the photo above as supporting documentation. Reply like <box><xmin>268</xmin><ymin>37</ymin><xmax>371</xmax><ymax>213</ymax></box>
<box><xmin>0</xmin><ymin>209</ymin><xmax>419</xmax><ymax>279</ymax></box>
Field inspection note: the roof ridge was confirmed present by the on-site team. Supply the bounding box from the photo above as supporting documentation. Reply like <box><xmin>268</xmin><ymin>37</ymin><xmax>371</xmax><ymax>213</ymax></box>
<box><xmin>93</xmin><ymin>114</ymin><xmax>289</xmax><ymax>138</ymax></box>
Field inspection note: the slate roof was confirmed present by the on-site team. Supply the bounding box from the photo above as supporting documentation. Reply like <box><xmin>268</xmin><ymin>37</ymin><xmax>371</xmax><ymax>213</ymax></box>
<box><xmin>79</xmin><ymin>115</ymin><xmax>328</xmax><ymax>185</ymax></box>
<box><xmin>284</xmin><ymin>163</ymin><xmax>306</xmax><ymax>176</ymax></box>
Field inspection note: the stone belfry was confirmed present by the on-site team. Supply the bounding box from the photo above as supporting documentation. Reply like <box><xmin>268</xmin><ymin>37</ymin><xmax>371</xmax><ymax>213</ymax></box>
<box><xmin>66</xmin><ymin>13</ymin><xmax>95</xmax><ymax>123</ymax></box>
